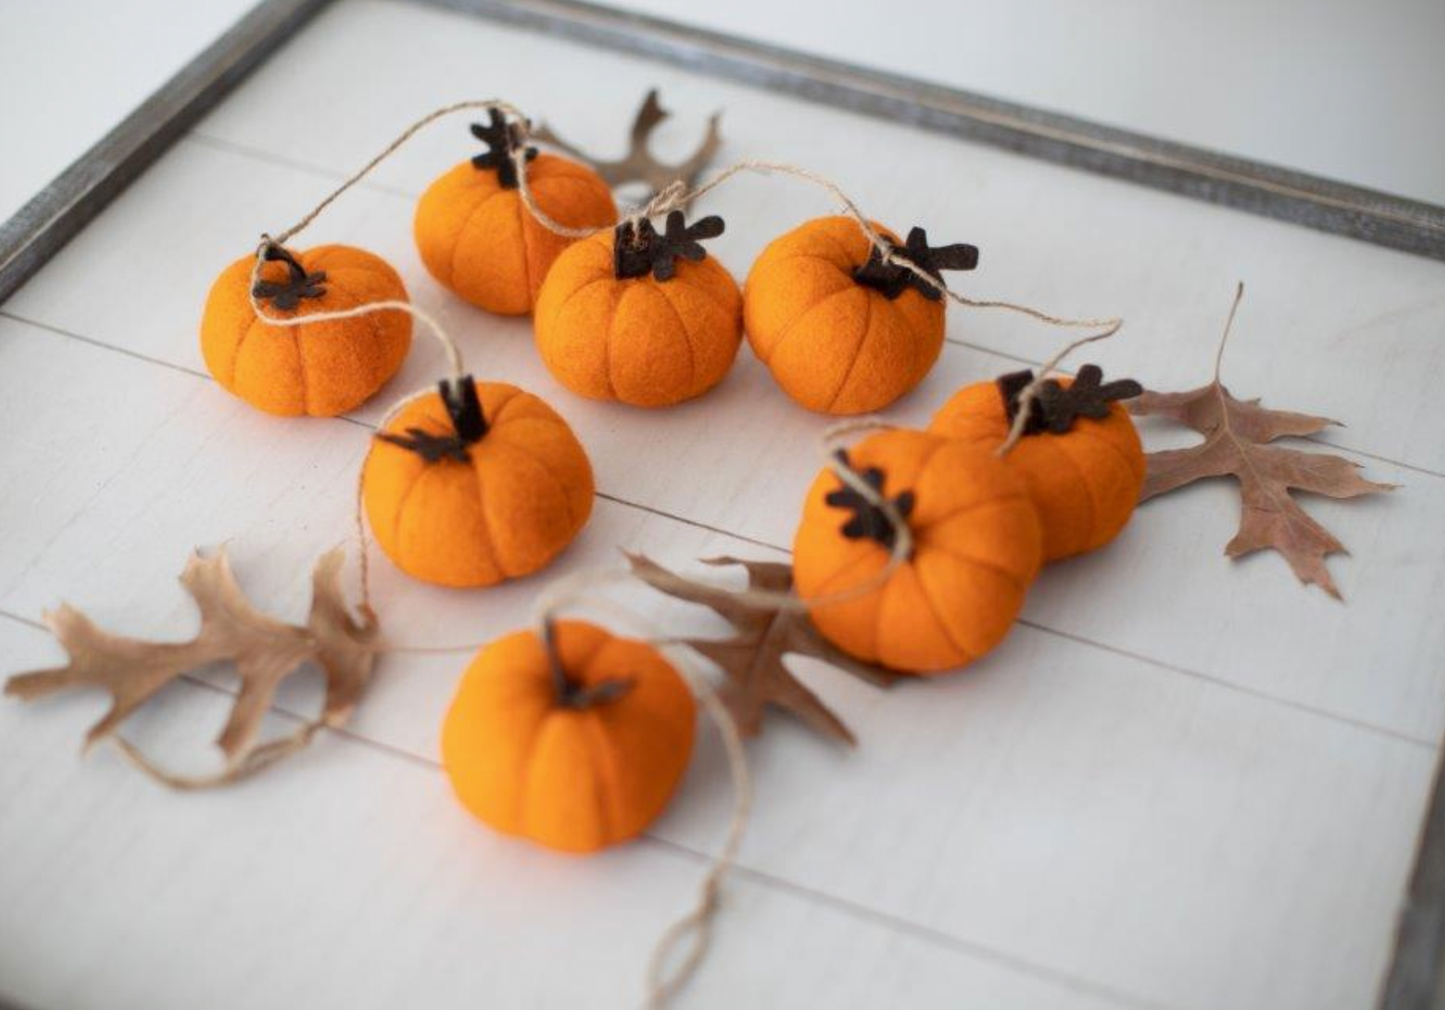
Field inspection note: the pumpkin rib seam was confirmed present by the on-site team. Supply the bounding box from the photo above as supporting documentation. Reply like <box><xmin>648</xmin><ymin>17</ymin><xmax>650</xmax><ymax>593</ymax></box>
<box><xmin>917</xmin><ymin>490</ymin><xmax>1033</xmax><ymax>534</ymax></box>
<box><xmin>919</xmin><ymin>542</ymin><xmax>1030</xmax><ymax>595</ymax></box>
<box><xmin>446</xmin><ymin>184</ymin><xmax>509</xmax><ymax>293</ymax></box>
<box><xmin>228</xmin><ymin>313</ymin><xmax>269</xmax><ymax>392</ymax></box>
<box><xmin>483</xmin><ymin>428</ymin><xmax>579</xmax><ymax>533</ymax></box>
<box><xmin>1073</xmin><ymin>417</ymin><xmax>1146</xmax><ymax>481</ymax></box>
<box><xmin>316</xmin><ymin>271</ymin><xmax>389</xmax><ymax>392</ymax></box>
<box><xmin>515</xmin><ymin>700</ymin><xmax>551</xmax><ymax>841</ymax></box>
<box><xmin>1048</xmin><ymin>436</ymin><xmax>1103</xmax><ymax>548</ymax></box>
<box><xmin>466</xmin><ymin>460</ymin><xmax>509</xmax><ymax>580</ymax></box>
<box><xmin>909</xmin><ymin>559</ymin><xmax>980</xmax><ymax>664</ymax></box>
<box><xmin>650</xmin><ymin>281</ymin><xmax>700</xmax><ymax>396</ymax></box>
<box><xmin>385</xmin><ymin>460</ymin><xmax>431</xmax><ymax>562</ymax></box>
<box><xmin>581</xmin><ymin>710</ymin><xmax>621</xmax><ymax>845</ymax></box>
<box><xmin>764</xmin><ymin>283</ymin><xmax>861</xmax><ymax>369</ymax></box>
<box><xmin>551</xmin><ymin>274</ymin><xmax>615</xmax><ymax>320</ymax></box>
<box><xmin>826</xmin><ymin>287</ymin><xmax>875</xmax><ymax>412</ymax></box>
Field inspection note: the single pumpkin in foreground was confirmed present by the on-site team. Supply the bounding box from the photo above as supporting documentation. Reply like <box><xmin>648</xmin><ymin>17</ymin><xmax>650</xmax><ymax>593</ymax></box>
<box><xmin>442</xmin><ymin>619</ymin><xmax>697</xmax><ymax>853</ymax></box>
<box><xmin>744</xmin><ymin>216</ymin><xmax>977</xmax><ymax>415</ymax></box>
<box><xmin>929</xmin><ymin>366</ymin><xmax>1145</xmax><ymax>561</ymax></box>
<box><xmin>362</xmin><ymin>376</ymin><xmax>593</xmax><ymax>587</ymax></box>
<box><xmin>534</xmin><ymin>210</ymin><xmax>742</xmax><ymax>407</ymax></box>
<box><xmin>793</xmin><ymin>429</ymin><xmax>1042</xmax><ymax>673</ymax></box>
<box><xmin>201</xmin><ymin>243</ymin><xmax>411</xmax><ymax>417</ymax></box>
<box><xmin>414</xmin><ymin>110</ymin><xmax>617</xmax><ymax>315</ymax></box>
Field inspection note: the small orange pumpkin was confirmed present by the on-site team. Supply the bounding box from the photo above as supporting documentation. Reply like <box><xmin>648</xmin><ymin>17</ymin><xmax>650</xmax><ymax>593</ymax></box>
<box><xmin>200</xmin><ymin>244</ymin><xmax>411</xmax><ymax>417</ymax></box>
<box><xmin>929</xmin><ymin>366</ymin><xmax>1145</xmax><ymax>561</ymax></box>
<box><xmin>362</xmin><ymin>376</ymin><xmax>593</xmax><ymax>587</ymax></box>
<box><xmin>442</xmin><ymin>619</ymin><xmax>696</xmax><ymax>853</ymax></box>
<box><xmin>414</xmin><ymin>111</ymin><xmax>617</xmax><ymax>316</ymax></box>
<box><xmin>534</xmin><ymin>211</ymin><xmax>742</xmax><ymax>407</ymax></box>
<box><xmin>743</xmin><ymin>216</ymin><xmax>977</xmax><ymax>414</ymax></box>
<box><xmin>793</xmin><ymin>429</ymin><xmax>1041</xmax><ymax>673</ymax></box>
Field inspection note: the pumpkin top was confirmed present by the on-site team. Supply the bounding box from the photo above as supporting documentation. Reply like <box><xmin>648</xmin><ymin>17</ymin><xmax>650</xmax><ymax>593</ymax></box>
<box><xmin>824</xmin><ymin>449</ymin><xmax>916</xmax><ymax>551</ymax></box>
<box><xmin>853</xmin><ymin>226</ymin><xmax>978</xmax><ymax>301</ymax></box>
<box><xmin>251</xmin><ymin>244</ymin><xmax>327</xmax><ymax>311</ymax></box>
<box><xmin>375</xmin><ymin>375</ymin><xmax>489</xmax><ymax>463</ymax></box>
<box><xmin>613</xmin><ymin>210</ymin><xmax>725</xmax><ymax>281</ymax></box>
<box><xmin>542</xmin><ymin>617</ymin><xmax>635</xmax><ymax>709</ymax></box>
<box><xmin>997</xmin><ymin>364</ymin><xmax>1143</xmax><ymax>436</ymax></box>
<box><xmin>469</xmin><ymin>108</ymin><xmax>537</xmax><ymax>189</ymax></box>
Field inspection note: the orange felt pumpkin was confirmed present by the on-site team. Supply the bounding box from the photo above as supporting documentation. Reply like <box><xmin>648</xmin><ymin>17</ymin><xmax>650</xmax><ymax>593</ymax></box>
<box><xmin>414</xmin><ymin>111</ymin><xmax>617</xmax><ymax>316</ymax></box>
<box><xmin>361</xmin><ymin>376</ymin><xmax>593</xmax><ymax>587</ymax></box>
<box><xmin>793</xmin><ymin>428</ymin><xmax>1041</xmax><ymax>673</ymax></box>
<box><xmin>534</xmin><ymin>211</ymin><xmax>742</xmax><ymax>407</ymax></box>
<box><xmin>743</xmin><ymin>216</ymin><xmax>978</xmax><ymax>415</ymax></box>
<box><xmin>442</xmin><ymin>619</ymin><xmax>696</xmax><ymax>853</ymax></box>
<box><xmin>200</xmin><ymin>244</ymin><xmax>411</xmax><ymax>417</ymax></box>
<box><xmin>929</xmin><ymin>366</ymin><xmax>1145</xmax><ymax>561</ymax></box>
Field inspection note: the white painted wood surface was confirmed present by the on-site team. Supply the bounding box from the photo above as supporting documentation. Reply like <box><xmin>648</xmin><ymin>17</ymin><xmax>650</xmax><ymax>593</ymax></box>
<box><xmin>2</xmin><ymin>2</ymin><xmax>1443</xmax><ymax>1008</ymax></box>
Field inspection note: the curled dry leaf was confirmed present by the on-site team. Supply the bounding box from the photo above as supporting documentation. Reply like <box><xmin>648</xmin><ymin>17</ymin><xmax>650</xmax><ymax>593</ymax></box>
<box><xmin>4</xmin><ymin>548</ymin><xmax>379</xmax><ymax>788</ymax></box>
<box><xmin>1128</xmin><ymin>285</ymin><xmax>1394</xmax><ymax>599</ymax></box>
<box><xmin>534</xmin><ymin>88</ymin><xmax>722</xmax><ymax>197</ymax></box>
<box><xmin>627</xmin><ymin>553</ymin><xmax>898</xmax><ymax>746</ymax></box>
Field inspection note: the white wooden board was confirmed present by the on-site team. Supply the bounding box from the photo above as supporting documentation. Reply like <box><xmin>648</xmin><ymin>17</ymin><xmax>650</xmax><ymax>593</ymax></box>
<box><xmin>2</xmin><ymin>1</ymin><xmax>1443</xmax><ymax>1008</ymax></box>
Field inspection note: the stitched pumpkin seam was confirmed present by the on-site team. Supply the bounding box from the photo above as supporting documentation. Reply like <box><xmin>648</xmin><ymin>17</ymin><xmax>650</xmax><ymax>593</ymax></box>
<box><xmin>765</xmin><ymin>283</ymin><xmax>861</xmax><ymax>368</ymax></box>
<box><xmin>651</xmin><ymin>280</ymin><xmax>700</xmax><ymax>395</ymax></box>
<box><xmin>826</xmin><ymin>288</ymin><xmax>874</xmax><ymax>412</ymax></box>
<box><xmin>467</xmin><ymin>457</ymin><xmax>508</xmax><ymax>579</ymax></box>
<box><xmin>446</xmin><ymin>183</ymin><xmax>508</xmax><ymax>292</ymax></box>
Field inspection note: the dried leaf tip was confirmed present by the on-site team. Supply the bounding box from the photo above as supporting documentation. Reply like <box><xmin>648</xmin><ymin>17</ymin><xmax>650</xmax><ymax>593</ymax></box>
<box><xmin>252</xmin><ymin>243</ymin><xmax>326</xmax><ymax>310</ymax></box>
<box><xmin>614</xmin><ymin>210</ymin><xmax>725</xmax><ymax>281</ymax></box>
<box><xmin>534</xmin><ymin>88</ymin><xmax>723</xmax><ymax>197</ymax></box>
<box><xmin>998</xmin><ymin>364</ymin><xmax>1143</xmax><ymax>436</ymax></box>
<box><xmin>470</xmin><ymin>108</ymin><xmax>536</xmax><ymax>189</ymax></box>
<box><xmin>375</xmin><ymin>375</ymin><xmax>488</xmax><ymax>464</ymax></box>
<box><xmin>3</xmin><ymin>548</ymin><xmax>379</xmax><ymax>789</ymax></box>
<box><xmin>854</xmin><ymin>226</ymin><xmax>978</xmax><ymax>301</ymax></box>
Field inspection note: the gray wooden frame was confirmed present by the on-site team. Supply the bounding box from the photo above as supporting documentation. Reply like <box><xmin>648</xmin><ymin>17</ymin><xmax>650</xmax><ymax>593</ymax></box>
<box><xmin>0</xmin><ymin>0</ymin><xmax>1439</xmax><ymax>1005</ymax></box>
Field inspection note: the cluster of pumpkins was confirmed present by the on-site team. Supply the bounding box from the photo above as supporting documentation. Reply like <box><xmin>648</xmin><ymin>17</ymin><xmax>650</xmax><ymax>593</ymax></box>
<box><xmin>197</xmin><ymin>112</ymin><xmax>1144</xmax><ymax>852</ymax></box>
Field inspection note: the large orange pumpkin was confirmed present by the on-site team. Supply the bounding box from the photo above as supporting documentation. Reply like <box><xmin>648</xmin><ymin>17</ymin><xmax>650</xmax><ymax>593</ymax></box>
<box><xmin>929</xmin><ymin>366</ymin><xmax>1145</xmax><ymax>561</ymax></box>
<box><xmin>442</xmin><ymin>619</ymin><xmax>696</xmax><ymax>853</ymax></box>
<box><xmin>793</xmin><ymin>429</ymin><xmax>1041</xmax><ymax>672</ymax></box>
<box><xmin>200</xmin><ymin>244</ymin><xmax>411</xmax><ymax>417</ymax></box>
<box><xmin>362</xmin><ymin>377</ymin><xmax>593</xmax><ymax>587</ymax></box>
<box><xmin>414</xmin><ymin>110</ymin><xmax>617</xmax><ymax>316</ymax></box>
<box><xmin>744</xmin><ymin>216</ymin><xmax>977</xmax><ymax>414</ymax></box>
<box><xmin>534</xmin><ymin>211</ymin><xmax>742</xmax><ymax>407</ymax></box>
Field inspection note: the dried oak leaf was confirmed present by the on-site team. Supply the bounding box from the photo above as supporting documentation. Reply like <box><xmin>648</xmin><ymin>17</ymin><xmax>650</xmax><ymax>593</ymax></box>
<box><xmin>1129</xmin><ymin>382</ymin><xmax>1394</xmax><ymax>599</ymax></box>
<box><xmin>4</xmin><ymin>548</ymin><xmax>379</xmax><ymax>788</ymax></box>
<box><xmin>627</xmin><ymin>553</ymin><xmax>897</xmax><ymax>746</ymax></box>
<box><xmin>534</xmin><ymin>88</ymin><xmax>722</xmax><ymax>197</ymax></box>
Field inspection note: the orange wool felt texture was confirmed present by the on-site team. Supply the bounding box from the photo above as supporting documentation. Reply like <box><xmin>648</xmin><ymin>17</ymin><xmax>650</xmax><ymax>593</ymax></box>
<box><xmin>414</xmin><ymin>113</ymin><xmax>617</xmax><ymax>315</ymax></box>
<box><xmin>929</xmin><ymin>371</ymin><xmax>1145</xmax><ymax>561</ymax></box>
<box><xmin>744</xmin><ymin>216</ymin><xmax>975</xmax><ymax>415</ymax></box>
<box><xmin>441</xmin><ymin>620</ymin><xmax>697</xmax><ymax>853</ymax></box>
<box><xmin>362</xmin><ymin>379</ymin><xmax>594</xmax><ymax>587</ymax></box>
<box><xmin>793</xmin><ymin>429</ymin><xmax>1042</xmax><ymax>673</ymax></box>
<box><xmin>200</xmin><ymin>244</ymin><xmax>412</xmax><ymax>417</ymax></box>
<box><xmin>534</xmin><ymin>214</ymin><xmax>743</xmax><ymax>407</ymax></box>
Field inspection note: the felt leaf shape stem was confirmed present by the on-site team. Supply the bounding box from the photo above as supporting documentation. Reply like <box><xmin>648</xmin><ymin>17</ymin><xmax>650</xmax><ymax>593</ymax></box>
<box><xmin>627</xmin><ymin>553</ymin><xmax>897</xmax><ymax>746</ymax></box>
<box><xmin>4</xmin><ymin>548</ymin><xmax>379</xmax><ymax>788</ymax></box>
<box><xmin>1000</xmin><ymin>364</ymin><xmax>1143</xmax><ymax>436</ymax></box>
<box><xmin>613</xmin><ymin>210</ymin><xmax>725</xmax><ymax>281</ymax></box>
<box><xmin>1128</xmin><ymin>285</ymin><xmax>1393</xmax><ymax>599</ymax></box>
<box><xmin>853</xmin><ymin>226</ymin><xmax>979</xmax><ymax>301</ymax></box>
<box><xmin>534</xmin><ymin>88</ymin><xmax>723</xmax><ymax>197</ymax></box>
<box><xmin>470</xmin><ymin>107</ymin><xmax>537</xmax><ymax>189</ymax></box>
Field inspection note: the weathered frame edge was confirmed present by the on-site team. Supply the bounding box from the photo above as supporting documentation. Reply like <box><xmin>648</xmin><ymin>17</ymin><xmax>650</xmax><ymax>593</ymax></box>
<box><xmin>0</xmin><ymin>0</ymin><xmax>334</xmax><ymax>305</ymax></box>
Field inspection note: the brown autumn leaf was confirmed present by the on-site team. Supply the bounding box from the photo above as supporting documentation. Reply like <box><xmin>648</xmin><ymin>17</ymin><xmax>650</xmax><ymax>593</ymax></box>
<box><xmin>4</xmin><ymin>547</ymin><xmax>379</xmax><ymax>788</ymax></box>
<box><xmin>627</xmin><ymin>553</ymin><xmax>898</xmax><ymax>746</ymax></box>
<box><xmin>1128</xmin><ymin>285</ymin><xmax>1394</xmax><ymax>599</ymax></box>
<box><xmin>534</xmin><ymin>88</ymin><xmax>722</xmax><ymax>197</ymax></box>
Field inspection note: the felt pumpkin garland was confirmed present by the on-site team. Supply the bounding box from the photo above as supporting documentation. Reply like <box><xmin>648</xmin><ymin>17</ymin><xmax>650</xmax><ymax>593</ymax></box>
<box><xmin>442</xmin><ymin>618</ymin><xmax>696</xmax><ymax>853</ymax></box>
<box><xmin>201</xmin><ymin>242</ymin><xmax>412</xmax><ymax>416</ymax></box>
<box><xmin>534</xmin><ymin>209</ymin><xmax>743</xmax><ymax>407</ymax></box>
<box><xmin>743</xmin><ymin>216</ymin><xmax>978</xmax><ymax>415</ymax></box>
<box><xmin>793</xmin><ymin>428</ymin><xmax>1043</xmax><ymax>672</ymax></box>
<box><xmin>930</xmin><ymin>365</ymin><xmax>1146</xmax><ymax>561</ymax></box>
<box><xmin>362</xmin><ymin>373</ymin><xmax>594</xmax><ymax>588</ymax></box>
<box><xmin>414</xmin><ymin>109</ymin><xmax>618</xmax><ymax>315</ymax></box>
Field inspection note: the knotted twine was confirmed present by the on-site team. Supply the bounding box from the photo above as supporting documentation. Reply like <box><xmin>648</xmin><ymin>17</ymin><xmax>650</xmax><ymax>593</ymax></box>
<box><xmin>240</xmin><ymin>97</ymin><xmax>1122</xmax><ymax>1005</ymax></box>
